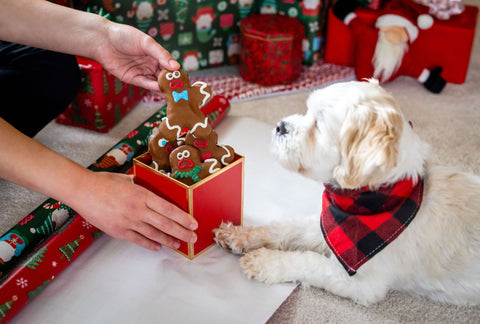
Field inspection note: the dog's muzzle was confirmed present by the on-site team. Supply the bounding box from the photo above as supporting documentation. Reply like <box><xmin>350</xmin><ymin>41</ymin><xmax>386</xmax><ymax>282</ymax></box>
<box><xmin>276</xmin><ymin>121</ymin><xmax>288</xmax><ymax>136</ymax></box>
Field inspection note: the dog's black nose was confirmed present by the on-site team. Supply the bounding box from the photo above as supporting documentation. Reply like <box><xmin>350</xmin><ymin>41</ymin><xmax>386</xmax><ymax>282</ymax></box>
<box><xmin>276</xmin><ymin>121</ymin><xmax>288</xmax><ymax>136</ymax></box>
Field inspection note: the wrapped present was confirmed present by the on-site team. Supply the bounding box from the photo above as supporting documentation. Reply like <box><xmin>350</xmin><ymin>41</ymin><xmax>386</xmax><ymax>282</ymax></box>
<box><xmin>324</xmin><ymin>6</ymin><xmax>479</xmax><ymax>84</ymax></box>
<box><xmin>133</xmin><ymin>153</ymin><xmax>244</xmax><ymax>259</ymax></box>
<box><xmin>248</xmin><ymin>0</ymin><xmax>329</xmax><ymax>65</ymax></box>
<box><xmin>56</xmin><ymin>56</ymin><xmax>146</xmax><ymax>132</ymax></box>
<box><xmin>239</xmin><ymin>14</ymin><xmax>304</xmax><ymax>86</ymax></box>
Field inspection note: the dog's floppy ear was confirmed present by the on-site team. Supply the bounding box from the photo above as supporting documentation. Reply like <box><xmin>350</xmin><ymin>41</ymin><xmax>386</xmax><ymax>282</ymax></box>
<box><xmin>333</xmin><ymin>95</ymin><xmax>403</xmax><ymax>189</ymax></box>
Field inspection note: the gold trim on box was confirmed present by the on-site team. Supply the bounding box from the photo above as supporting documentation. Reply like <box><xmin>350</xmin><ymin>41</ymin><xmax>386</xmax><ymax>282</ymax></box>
<box><xmin>133</xmin><ymin>152</ymin><xmax>245</xmax><ymax>260</ymax></box>
<box><xmin>134</xmin><ymin>152</ymin><xmax>245</xmax><ymax>189</ymax></box>
<box><xmin>241</xmin><ymin>31</ymin><xmax>294</xmax><ymax>42</ymax></box>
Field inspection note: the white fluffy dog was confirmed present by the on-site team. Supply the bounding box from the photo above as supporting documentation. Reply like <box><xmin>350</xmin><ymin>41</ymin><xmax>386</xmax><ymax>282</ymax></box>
<box><xmin>214</xmin><ymin>79</ymin><xmax>480</xmax><ymax>306</ymax></box>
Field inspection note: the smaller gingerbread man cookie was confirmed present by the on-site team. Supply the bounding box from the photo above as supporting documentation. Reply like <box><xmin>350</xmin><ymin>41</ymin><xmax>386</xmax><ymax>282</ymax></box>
<box><xmin>169</xmin><ymin>145</ymin><xmax>221</xmax><ymax>186</ymax></box>
<box><xmin>185</xmin><ymin>129</ymin><xmax>235</xmax><ymax>166</ymax></box>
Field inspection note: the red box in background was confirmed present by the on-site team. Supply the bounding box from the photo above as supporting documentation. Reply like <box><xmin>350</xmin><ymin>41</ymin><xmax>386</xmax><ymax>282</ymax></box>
<box><xmin>324</xmin><ymin>6</ymin><xmax>478</xmax><ymax>84</ymax></box>
<box><xmin>133</xmin><ymin>153</ymin><xmax>244</xmax><ymax>259</ymax></box>
<box><xmin>239</xmin><ymin>14</ymin><xmax>304</xmax><ymax>86</ymax></box>
<box><xmin>57</xmin><ymin>56</ymin><xmax>145</xmax><ymax>132</ymax></box>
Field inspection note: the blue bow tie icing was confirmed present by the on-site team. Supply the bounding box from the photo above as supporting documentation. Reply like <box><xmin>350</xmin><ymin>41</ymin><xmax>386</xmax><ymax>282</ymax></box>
<box><xmin>172</xmin><ymin>90</ymin><xmax>189</xmax><ymax>102</ymax></box>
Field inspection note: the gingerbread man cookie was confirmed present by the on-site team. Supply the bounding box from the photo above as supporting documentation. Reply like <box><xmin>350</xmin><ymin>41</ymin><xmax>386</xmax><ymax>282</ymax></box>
<box><xmin>157</xmin><ymin>69</ymin><xmax>213</xmax><ymax>142</ymax></box>
<box><xmin>169</xmin><ymin>145</ymin><xmax>221</xmax><ymax>185</ymax></box>
<box><xmin>185</xmin><ymin>129</ymin><xmax>235</xmax><ymax>166</ymax></box>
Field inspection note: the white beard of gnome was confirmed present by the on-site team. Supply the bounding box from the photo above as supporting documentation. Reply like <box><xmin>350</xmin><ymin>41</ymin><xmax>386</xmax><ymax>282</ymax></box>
<box><xmin>0</xmin><ymin>233</ymin><xmax>24</xmax><ymax>264</ymax></box>
<box><xmin>373</xmin><ymin>31</ymin><xmax>408</xmax><ymax>82</ymax></box>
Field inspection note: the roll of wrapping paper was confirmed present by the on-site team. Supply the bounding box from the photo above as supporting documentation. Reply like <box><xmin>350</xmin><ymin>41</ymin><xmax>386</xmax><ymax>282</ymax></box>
<box><xmin>0</xmin><ymin>95</ymin><xmax>230</xmax><ymax>323</ymax></box>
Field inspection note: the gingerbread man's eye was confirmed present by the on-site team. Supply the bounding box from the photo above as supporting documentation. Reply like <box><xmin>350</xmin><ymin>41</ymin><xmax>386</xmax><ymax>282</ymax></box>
<box><xmin>165</xmin><ymin>71</ymin><xmax>181</xmax><ymax>80</ymax></box>
<box><xmin>177</xmin><ymin>150</ymin><xmax>190</xmax><ymax>160</ymax></box>
<box><xmin>158</xmin><ymin>138</ymin><xmax>168</xmax><ymax>147</ymax></box>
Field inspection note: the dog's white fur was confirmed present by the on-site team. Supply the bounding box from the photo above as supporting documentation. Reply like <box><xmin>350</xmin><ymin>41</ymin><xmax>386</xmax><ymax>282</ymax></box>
<box><xmin>214</xmin><ymin>80</ymin><xmax>480</xmax><ymax>305</ymax></box>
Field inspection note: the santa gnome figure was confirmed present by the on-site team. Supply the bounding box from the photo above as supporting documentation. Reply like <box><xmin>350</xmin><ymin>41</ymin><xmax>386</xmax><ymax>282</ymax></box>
<box><xmin>333</xmin><ymin>0</ymin><xmax>447</xmax><ymax>93</ymax></box>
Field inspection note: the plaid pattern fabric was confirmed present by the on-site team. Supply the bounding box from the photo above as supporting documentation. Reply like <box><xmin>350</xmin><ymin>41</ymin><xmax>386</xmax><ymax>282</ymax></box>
<box><xmin>321</xmin><ymin>178</ymin><xmax>424</xmax><ymax>276</ymax></box>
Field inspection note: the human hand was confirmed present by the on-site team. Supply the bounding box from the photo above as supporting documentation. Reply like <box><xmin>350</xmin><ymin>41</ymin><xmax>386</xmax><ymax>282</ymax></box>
<box><xmin>74</xmin><ymin>171</ymin><xmax>197</xmax><ymax>251</ymax></box>
<box><xmin>94</xmin><ymin>22</ymin><xmax>180</xmax><ymax>92</ymax></box>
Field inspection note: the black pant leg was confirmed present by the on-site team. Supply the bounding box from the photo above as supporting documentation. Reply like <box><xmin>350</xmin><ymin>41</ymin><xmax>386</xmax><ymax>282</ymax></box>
<box><xmin>0</xmin><ymin>41</ymin><xmax>81</xmax><ymax>137</ymax></box>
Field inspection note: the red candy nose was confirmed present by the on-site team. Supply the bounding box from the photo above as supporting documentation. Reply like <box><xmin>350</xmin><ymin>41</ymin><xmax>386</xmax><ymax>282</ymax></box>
<box><xmin>170</xmin><ymin>79</ymin><xmax>184</xmax><ymax>90</ymax></box>
<box><xmin>178</xmin><ymin>159</ymin><xmax>194</xmax><ymax>169</ymax></box>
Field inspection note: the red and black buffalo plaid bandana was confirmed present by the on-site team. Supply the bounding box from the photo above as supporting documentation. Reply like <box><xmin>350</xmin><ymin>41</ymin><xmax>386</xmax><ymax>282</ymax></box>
<box><xmin>321</xmin><ymin>177</ymin><xmax>424</xmax><ymax>276</ymax></box>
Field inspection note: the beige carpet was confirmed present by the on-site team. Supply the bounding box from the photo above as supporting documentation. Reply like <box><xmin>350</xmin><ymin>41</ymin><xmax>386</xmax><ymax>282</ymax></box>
<box><xmin>2</xmin><ymin>3</ymin><xmax>480</xmax><ymax>322</ymax></box>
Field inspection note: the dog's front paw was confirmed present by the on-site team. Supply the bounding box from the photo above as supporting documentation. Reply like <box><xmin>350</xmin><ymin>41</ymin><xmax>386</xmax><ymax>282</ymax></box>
<box><xmin>240</xmin><ymin>248</ymin><xmax>290</xmax><ymax>285</ymax></box>
<box><xmin>213</xmin><ymin>222</ymin><xmax>251</xmax><ymax>254</ymax></box>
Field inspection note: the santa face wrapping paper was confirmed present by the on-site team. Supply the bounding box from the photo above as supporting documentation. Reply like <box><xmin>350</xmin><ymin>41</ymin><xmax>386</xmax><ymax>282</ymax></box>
<box><xmin>72</xmin><ymin>0</ymin><xmax>327</xmax><ymax>71</ymax></box>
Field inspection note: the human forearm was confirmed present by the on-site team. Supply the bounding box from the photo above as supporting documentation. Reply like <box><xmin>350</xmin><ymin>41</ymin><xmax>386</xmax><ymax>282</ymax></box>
<box><xmin>0</xmin><ymin>118</ymin><xmax>93</xmax><ymax>205</ymax></box>
<box><xmin>0</xmin><ymin>118</ymin><xmax>198</xmax><ymax>250</ymax></box>
<box><xmin>0</xmin><ymin>0</ymin><xmax>180</xmax><ymax>91</ymax></box>
<box><xmin>0</xmin><ymin>0</ymin><xmax>108</xmax><ymax>59</ymax></box>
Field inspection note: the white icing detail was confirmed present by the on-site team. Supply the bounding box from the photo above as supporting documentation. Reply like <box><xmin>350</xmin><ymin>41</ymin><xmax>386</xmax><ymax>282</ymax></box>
<box><xmin>151</xmin><ymin>161</ymin><xmax>159</xmax><ymax>170</ymax></box>
<box><xmin>192</xmin><ymin>81</ymin><xmax>211</xmax><ymax>107</ymax></box>
<box><xmin>165</xmin><ymin>71</ymin><xmax>180</xmax><ymax>81</ymax></box>
<box><xmin>219</xmin><ymin>145</ymin><xmax>232</xmax><ymax>165</ymax></box>
<box><xmin>191</xmin><ymin>117</ymin><xmax>209</xmax><ymax>134</ymax></box>
<box><xmin>205</xmin><ymin>158</ymin><xmax>221</xmax><ymax>173</ymax></box>
<box><xmin>163</xmin><ymin>117</ymin><xmax>182</xmax><ymax>139</ymax></box>
<box><xmin>177</xmin><ymin>149</ymin><xmax>190</xmax><ymax>160</ymax></box>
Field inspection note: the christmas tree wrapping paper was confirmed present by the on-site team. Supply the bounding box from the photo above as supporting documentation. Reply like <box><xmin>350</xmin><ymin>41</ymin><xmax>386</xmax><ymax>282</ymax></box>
<box><xmin>0</xmin><ymin>214</ymin><xmax>101</xmax><ymax>324</ymax></box>
<box><xmin>0</xmin><ymin>96</ymin><xmax>230</xmax><ymax>323</ymax></box>
<box><xmin>56</xmin><ymin>56</ymin><xmax>147</xmax><ymax>133</ymax></box>
<box><xmin>71</xmin><ymin>0</ymin><xmax>328</xmax><ymax>71</ymax></box>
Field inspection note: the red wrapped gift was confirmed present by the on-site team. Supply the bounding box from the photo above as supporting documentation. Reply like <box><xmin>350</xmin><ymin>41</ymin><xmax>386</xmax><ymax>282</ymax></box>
<box><xmin>324</xmin><ymin>6</ymin><xmax>478</xmax><ymax>84</ymax></box>
<box><xmin>133</xmin><ymin>153</ymin><xmax>244</xmax><ymax>259</ymax></box>
<box><xmin>239</xmin><ymin>14</ymin><xmax>304</xmax><ymax>86</ymax></box>
<box><xmin>56</xmin><ymin>56</ymin><xmax>146</xmax><ymax>132</ymax></box>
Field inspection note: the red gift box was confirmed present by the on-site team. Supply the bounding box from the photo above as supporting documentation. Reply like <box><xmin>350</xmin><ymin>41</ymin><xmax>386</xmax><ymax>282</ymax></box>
<box><xmin>56</xmin><ymin>56</ymin><xmax>146</xmax><ymax>132</ymax></box>
<box><xmin>133</xmin><ymin>153</ymin><xmax>244</xmax><ymax>259</ymax></box>
<box><xmin>239</xmin><ymin>14</ymin><xmax>304</xmax><ymax>86</ymax></box>
<box><xmin>324</xmin><ymin>6</ymin><xmax>478</xmax><ymax>84</ymax></box>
